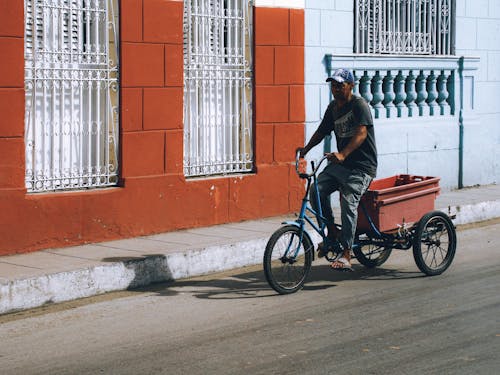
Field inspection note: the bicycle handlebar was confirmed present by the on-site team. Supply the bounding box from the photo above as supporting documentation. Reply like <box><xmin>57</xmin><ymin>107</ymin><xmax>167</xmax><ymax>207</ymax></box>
<box><xmin>295</xmin><ymin>151</ymin><xmax>329</xmax><ymax>179</ymax></box>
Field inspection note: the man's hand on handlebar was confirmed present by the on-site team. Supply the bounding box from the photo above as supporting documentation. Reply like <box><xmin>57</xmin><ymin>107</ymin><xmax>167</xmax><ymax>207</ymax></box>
<box><xmin>296</xmin><ymin>147</ymin><xmax>307</xmax><ymax>158</ymax></box>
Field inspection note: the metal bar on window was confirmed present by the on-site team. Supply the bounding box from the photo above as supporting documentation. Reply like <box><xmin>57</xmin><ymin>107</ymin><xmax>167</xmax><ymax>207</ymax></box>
<box><xmin>355</xmin><ymin>0</ymin><xmax>453</xmax><ymax>55</ymax></box>
<box><xmin>435</xmin><ymin>0</ymin><xmax>440</xmax><ymax>54</ymax></box>
<box><xmin>448</xmin><ymin>0</ymin><xmax>452</xmax><ymax>54</ymax></box>
<box><xmin>355</xmin><ymin>0</ymin><xmax>359</xmax><ymax>53</ymax></box>
<box><xmin>24</xmin><ymin>0</ymin><xmax>119</xmax><ymax>192</ymax></box>
<box><xmin>183</xmin><ymin>0</ymin><xmax>253</xmax><ymax>177</ymax></box>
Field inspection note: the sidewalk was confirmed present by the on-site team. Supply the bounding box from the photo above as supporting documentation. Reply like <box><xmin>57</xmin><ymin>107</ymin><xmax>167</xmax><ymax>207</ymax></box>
<box><xmin>1</xmin><ymin>184</ymin><xmax>500</xmax><ymax>315</ymax></box>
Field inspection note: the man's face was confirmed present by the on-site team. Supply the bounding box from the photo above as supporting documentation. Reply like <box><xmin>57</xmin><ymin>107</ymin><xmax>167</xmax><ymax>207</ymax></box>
<box><xmin>331</xmin><ymin>81</ymin><xmax>353</xmax><ymax>101</ymax></box>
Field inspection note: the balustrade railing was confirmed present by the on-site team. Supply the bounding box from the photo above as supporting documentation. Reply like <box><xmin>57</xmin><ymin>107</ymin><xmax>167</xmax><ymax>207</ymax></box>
<box><xmin>325</xmin><ymin>55</ymin><xmax>458</xmax><ymax>119</ymax></box>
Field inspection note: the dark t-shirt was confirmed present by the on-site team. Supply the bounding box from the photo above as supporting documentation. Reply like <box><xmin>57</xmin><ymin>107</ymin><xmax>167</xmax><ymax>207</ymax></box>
<box><xmin>318</xmin><ymin>95</ymin><xmax>377</xmax><ymax>177</ymax></box>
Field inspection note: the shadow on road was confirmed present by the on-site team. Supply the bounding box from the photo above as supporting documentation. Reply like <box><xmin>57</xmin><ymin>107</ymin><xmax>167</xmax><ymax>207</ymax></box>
<box><xmin>137</xmin><ymin>263</ymin><xmax>424</xmax><ymax>301</ymax></box>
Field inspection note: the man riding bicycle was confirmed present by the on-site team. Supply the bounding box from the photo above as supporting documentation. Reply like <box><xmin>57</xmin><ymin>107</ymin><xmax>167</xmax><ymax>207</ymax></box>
<box><xmin>296</xmin><ymin>68</ymin><xmax>377</xmax><ymax>271</ymax></box>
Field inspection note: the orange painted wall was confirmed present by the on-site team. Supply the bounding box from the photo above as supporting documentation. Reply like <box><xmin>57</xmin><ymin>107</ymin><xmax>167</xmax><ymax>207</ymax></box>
<box><xmin>0</xmin><ymin>1</ymin><xmax>305</xmax><ymax>256</ymax></box>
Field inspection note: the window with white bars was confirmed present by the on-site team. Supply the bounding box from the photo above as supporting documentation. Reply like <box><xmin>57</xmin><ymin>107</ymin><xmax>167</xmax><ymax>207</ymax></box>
<box><xmin>183</xmin><ymin>0</ymin><xmax>254</xmax><ymax>177</ymax></box>
<box><xmin>24</xmin><ymin>0</ymin><xmax>119</xmax><ymax>193</ymax></box>
<box><xmin>355</xmin><ymin>0</ymin><xmax>455</xmax><ymax>55</ymax></box>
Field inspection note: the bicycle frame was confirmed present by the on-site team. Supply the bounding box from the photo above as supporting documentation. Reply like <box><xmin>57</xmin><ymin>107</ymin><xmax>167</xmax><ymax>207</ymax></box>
<box><xmin>297</xmin><ymin>167</ymin><xmax>329</xmax><ymax>241</ymax></box>
<box><xmin>281</xmin><ymin>154</ymin><xmax>337</xmax><ymax>260</ymax></box>
<box><xmin>281</xmin><ymin>189</ymin><xmax>327</xmax><ymax>261</ymax></box>
<box><xmin>285</xmin><ymin>153</ymin><xmax>395</xmax><ymax>260</ymax></box>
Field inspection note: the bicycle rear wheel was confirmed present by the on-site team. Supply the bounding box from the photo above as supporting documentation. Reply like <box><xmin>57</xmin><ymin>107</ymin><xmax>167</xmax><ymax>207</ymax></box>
<box><xmin>263</xmin><ymin>225</ymin><xmax>313</xmax><ymax>294</ymax></box>
<box><xmin>353</xmin><ymin>242</ymin><xmax>392</xmax><ymax>268</ymax></box>
<box><xmin>413</xmin><ymin>211</ymin><xmax>457</xmax><ymax>276</ymax></box>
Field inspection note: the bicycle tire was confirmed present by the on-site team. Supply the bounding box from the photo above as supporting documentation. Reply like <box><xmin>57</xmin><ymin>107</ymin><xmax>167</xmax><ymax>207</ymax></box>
<box><xmin>263</xmin><ymin>225</ymin><xmax>313</xmax><ymax>294</ymax></box>
<box><xmin>353</xmin><ymin>242</ymin><xmax>392</xmax><ymax>268</ymax></box>
<box><xmin>412</xmin><ymin>211</ymin><xmax>457</xmax><ymax>276</ymax></box>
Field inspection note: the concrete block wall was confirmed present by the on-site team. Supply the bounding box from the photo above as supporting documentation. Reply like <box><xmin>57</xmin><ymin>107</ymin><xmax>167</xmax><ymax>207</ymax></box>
<box><xmin>121</xmin><ymin>0</ymin><xmax>185</xmax><ymax>178</ymax></box>
<box><xmin>304</xmin><ymin>0</ymin><xmax>361</xmax><ymax>165</ymax></box>
<box><xmin>0</xmin><ymin>1</ymin><xmax>306</xmax><ymax>255</ymax></box>
<box><xmin>0</xmin><ymin>1</ymin><xmax>25</xmax><ymax>190</ymax></box>
<box><xmin>304</xmin><ymin>0</ymin><xmax>499</xmax><ymax>190</ymax></box>
<box><xmin>254</xmin><ymin>6</ymin><xmax>305</xmax><ymax>160</ymax></box>
<box><xmin>249</xmin><ymin>4</ymin><xmax>306</xmax><ymax>213</ymax></box>
<box><xmin>456</xmin><ymin>0</ymin><xmax>500</xmax><ymax>186</ymax></box>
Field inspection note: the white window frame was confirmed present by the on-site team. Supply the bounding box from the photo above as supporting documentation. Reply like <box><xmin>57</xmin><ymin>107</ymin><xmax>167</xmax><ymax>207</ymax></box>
<box><xmin>24</xmin><ymin>0</ymin><xmax>120</xmax><ymax>192</ymax></box>
<box><xmin>183</xmin><ymin>0</ymin><xmax>254</xmax><ymax>177</ymax></box>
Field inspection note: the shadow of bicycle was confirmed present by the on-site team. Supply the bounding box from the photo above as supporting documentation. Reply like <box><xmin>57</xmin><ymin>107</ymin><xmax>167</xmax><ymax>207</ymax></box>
<box><xmin>138</xmin><ymin>262</ymin><xmax>424</xmax><ymax>301</ymax></box>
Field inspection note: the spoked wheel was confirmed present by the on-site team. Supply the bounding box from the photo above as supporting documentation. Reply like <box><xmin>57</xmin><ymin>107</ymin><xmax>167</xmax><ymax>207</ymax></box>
<box><xmin>413</xmin><ymin>211</ymin><xmax>457</xmax><ymax>276</ymax></box>
<box><xmin>263</xmin><ymin>225</ymin><xmax>313</xmax><ymax>294</ymax></box>
<box><xmin>353</xmin><ymin>241</ymin><xmax>392</xmax><ymax>268</ymax></box>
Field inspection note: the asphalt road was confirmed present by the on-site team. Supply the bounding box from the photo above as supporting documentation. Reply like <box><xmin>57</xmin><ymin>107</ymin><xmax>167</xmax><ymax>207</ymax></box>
<box><xmin>1</xmin><ymin>221</ymin><xmax>499</xmax><ymax>375</ymax></box>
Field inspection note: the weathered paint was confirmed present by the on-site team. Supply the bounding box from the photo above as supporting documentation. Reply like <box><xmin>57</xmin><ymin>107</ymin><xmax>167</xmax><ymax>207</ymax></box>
<box><xmin>304</xmin><ymin>0</ymin><xmax>499</xmax><ymax>191</ymax></box>
<box><xmin>0</xmin><ymin>1</ymin><xmax>305</xmax><ymax>255</ymax></box>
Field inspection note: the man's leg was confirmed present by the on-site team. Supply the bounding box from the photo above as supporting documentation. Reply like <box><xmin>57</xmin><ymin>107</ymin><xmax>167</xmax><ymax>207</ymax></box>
<box><xmin>332</xmin><ymin>171</ymin><xmax>372</xmax><ymax>269</ymax></box>
<box><xmin>310</xmin><ymin>166</ymin><xmax>340</xmax><ymax>238</ymax></box>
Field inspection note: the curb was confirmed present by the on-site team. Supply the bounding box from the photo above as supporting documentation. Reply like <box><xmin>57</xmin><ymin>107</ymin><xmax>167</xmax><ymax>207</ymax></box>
<box><xmin>445</xmin><ymin>200</ymin><xmax>500</xmax><ymax>226</ymax></box>
<box><xmin>0</xmin><ymin>239</ymin><xmax>267</xmax><ymax>315</ymax></box>
<box><xmin>1</xmin><ymin>202</ymin><xmax>499</xmax><ymax>315</ymax></box>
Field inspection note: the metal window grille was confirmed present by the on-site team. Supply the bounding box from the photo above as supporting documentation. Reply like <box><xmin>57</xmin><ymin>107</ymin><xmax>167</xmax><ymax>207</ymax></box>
<box><xmin>355</xmin><ymin>0</ymin><xmax>454</xmax><ymax>55</ymax></box>
<box><xmin>24</xmin><ymin>0</ymin><xmax>119</xmax><ymax>192</ymax></box>
<box><xmin>183</xmin><ymin>0</ymin><xmax>254</xmax><ymax>177</ymax></box>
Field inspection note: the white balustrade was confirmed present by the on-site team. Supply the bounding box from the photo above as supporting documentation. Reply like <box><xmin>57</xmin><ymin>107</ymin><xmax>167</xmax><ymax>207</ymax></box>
<box><xmin>393</xmin><ymin>70</ymin><xmax>407</xmax><ymax>118</ymax></box>
<box><xmin>325</xmin><ymin>55</ymin><xmax>459</xmax><ymax>120</ymax></box>
<box><xmin>383</xmin><ymin>71</ymin><xmax>396</xmax><ymax>118</ymax></box>
<box><xmin>358</xmin><ymin>71</ymin><xmax>373</xmax><ymax>105</ymax></box>
<box><xmin>426</xmin><ymin>70</ymin><xmax>439</xmax><ymax>116</ymax></box>
<box><xmin>370</xmin><ymin>71</ymin><xmax>384</xmax><ymax>119</ymax></box>
<box><xmin>404</xmin><ymin>70</ymin><xmax>418</xmax><ymax>117</ymax></box>
<box><xmin>416</xmin><ymin>70</ymin><xmax>429</xmax><ymax>116</ymax></box>
<box><xmin>437</xmin><ymin>70</ymin><xmax>451</xmax><ymax>116</ymax></box>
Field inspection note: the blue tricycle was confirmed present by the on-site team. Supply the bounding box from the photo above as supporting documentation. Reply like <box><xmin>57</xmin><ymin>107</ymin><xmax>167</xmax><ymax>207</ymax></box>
<box><xmin>263</xmin><ymin>153</ymin><xmax>457</xmax><ymax>294</ymax></box>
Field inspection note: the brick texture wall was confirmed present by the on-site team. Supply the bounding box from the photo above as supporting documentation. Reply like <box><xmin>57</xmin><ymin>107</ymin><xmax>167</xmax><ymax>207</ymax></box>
<box><xmin>0</xmin><ymin>1</ymin><xmax>305</xmax><ymax>255</ymax></box>
<box><xmin>121</xmin><ymin>0</ymin><xmax>184</xmax><ymax>177</ymax></box>
<box><xmin>0</xmin><ymin>1</ymin><xmax>25</xmax><ymax>190</ymax></box>
<box><xmin>253</xmin><ymin>6</ymin><xmax>306</xmax><ymax>213</ymax></box>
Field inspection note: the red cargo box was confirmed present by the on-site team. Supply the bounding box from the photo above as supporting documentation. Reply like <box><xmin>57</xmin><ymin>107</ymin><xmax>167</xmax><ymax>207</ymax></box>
<box><xmin>357</xmin><ymin>175</ymin><xmax>440</xmax><ymax>234</ymax></box>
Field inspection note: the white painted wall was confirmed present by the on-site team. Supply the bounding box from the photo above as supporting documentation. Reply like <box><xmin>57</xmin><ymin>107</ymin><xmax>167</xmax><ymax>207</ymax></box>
<box><xmin>254</xmin><ymin>0</ymin><xmax>304</xmax><ymax>8</ymax></box>
<box><xmin>455</xmin><ymin>0</ymin><xmax>500</xmax><ymax>187</ymax></box>
<box><xmin>304</xmin><ymin>0</ymin><xmax>500</xmax><ymax>190</ymax></box>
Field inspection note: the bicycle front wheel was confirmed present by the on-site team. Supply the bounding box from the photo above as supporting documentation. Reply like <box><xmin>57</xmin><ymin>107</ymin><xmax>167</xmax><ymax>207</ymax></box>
<box><xmin>263</xmin><ymin>225</ymin><xmax>313</xmax><ymax>294</ymax></box>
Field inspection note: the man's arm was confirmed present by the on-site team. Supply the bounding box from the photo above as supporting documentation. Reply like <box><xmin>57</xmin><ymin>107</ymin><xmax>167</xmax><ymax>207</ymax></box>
<box><xmin>296</xmin><ymin>130</ymin><xmax>326</xmax><ymax>158</ymax></box>
<box><xmin>327</xmin><ymin>125</ymin><xmax>367</xmax><ymax>163</ymax></box>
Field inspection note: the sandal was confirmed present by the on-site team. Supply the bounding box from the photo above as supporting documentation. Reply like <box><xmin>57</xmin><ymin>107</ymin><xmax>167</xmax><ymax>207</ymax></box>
<box><xmin>330</xmin><ymin>257</ymin><xmax>353</xmax><ymax>272</ymax></box>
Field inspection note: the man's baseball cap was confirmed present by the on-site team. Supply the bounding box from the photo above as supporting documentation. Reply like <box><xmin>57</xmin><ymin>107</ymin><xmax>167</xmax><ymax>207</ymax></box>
<box><xmin>326</xmin><ymin>68</ymin><xmax>354</xmax><ymax>84</ymax></box>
